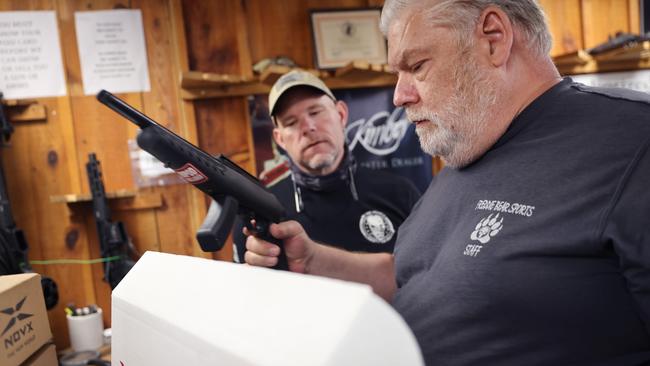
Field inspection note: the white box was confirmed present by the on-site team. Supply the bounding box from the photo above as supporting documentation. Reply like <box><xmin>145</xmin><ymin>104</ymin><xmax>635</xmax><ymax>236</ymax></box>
<box><xmin>111</xmin><ymin>251</ymin><xmax>423</xmax><ymax>366</ymax></box>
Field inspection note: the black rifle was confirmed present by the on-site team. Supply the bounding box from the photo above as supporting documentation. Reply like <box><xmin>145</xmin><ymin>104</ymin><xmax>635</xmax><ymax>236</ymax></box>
<box><xmin>86</xmin><ymin>153</ymin><xmax>136</xmax><ymax>289</ymax></box>
<box><xmin>0</xmin><ymin>92</ymin><xmax>58</xmax><ymax>309</ymax></box>
<box><xmin>0</xmin><ymin>92</ymin><xmax>14</xmax><ymax>141</ymax></box>
<box><xmin>0</xmin><ymin>93</ymin><xmax>25</xmax><ymax>275</ymax></box>
<box><xmin>96</xmin><ymin>90</ymin><xmax>288</xmax><ymax>270</ymax></box>
<box><xmin>587</xmin><ymin>32</ymin><xmax>650</xmax><ymax>55</ymax></box>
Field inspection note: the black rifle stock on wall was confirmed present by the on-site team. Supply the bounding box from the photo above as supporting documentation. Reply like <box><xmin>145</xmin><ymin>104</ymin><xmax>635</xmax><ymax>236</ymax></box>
<box><xmin>96</xmin><ymin>90</ymin><xmax>289</xmax><ymax>270</ymax></box>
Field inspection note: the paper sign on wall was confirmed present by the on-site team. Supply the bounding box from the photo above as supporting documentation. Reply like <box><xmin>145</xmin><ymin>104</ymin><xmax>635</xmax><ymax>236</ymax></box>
<box><xmin>75</xmin><ymin>9</ymin><xmax>151</xmax><ymax>95</ymax></box>
<box><xmin>0</xmin><ymin>11</ymin><xmax>67</xmax><ymax>99</ymax></box>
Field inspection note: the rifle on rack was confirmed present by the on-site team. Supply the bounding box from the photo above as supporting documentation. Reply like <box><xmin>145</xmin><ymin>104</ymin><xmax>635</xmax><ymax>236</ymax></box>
<box><xmin>96</xmin><ymin>90</ymin><xmax>289</xmax><ymax>270</ymax></box>
<box><xmin>0</xmin><ymin>92</ymin><xmax>58</xmax><ymax>309</ymax></box>
<box><xmin>86</xmin><ymin>153</ymin><xmax>136</xmax><ymax>289</ymax></box>
<box><xmin>0</xmin><ymin>92</ymin><xmax>24</xmax><ymax>276</ymax></box>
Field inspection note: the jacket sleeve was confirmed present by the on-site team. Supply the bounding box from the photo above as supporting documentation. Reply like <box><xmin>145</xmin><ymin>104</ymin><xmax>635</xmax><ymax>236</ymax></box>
<box><xmin>603</xmin><ymin>139</ymin><xmax>650</xmax><ymax>332</ymax></box>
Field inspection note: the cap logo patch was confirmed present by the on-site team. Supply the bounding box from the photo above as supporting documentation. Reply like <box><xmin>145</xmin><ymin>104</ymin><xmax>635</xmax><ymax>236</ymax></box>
<box><xmin>274</xmin><ymin>73</ymin><xmax>304</xmax><ymax>92</ymax></box>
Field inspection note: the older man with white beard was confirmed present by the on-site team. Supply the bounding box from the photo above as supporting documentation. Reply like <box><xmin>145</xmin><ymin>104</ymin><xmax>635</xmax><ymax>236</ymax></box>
<box><xmin>243</xmin><ymin>1</ymin><xmax>650</xmax><ymax>364</ymax></box>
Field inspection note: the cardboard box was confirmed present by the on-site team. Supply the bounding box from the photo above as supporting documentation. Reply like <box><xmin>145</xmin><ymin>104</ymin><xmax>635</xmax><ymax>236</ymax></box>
<box><xmin>0</xmin><ymin>273</ymin><xmax>53</xmax><ymax>366</ymax></box>
<box><xmin>21</xmin><ymin>342</ymin><xmax>57</xmax><ymax>366</ymax></box>
<box><xmin>112</xmin><ymin>251</ymin><xmax>423</xmax><ymax>366</ymax></box>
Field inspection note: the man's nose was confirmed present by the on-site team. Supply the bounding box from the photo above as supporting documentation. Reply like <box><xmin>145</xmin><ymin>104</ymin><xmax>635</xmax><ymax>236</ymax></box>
<box><xmin>300</xmin><ymin>116</ymin><xmax>317</xmax><ymax>134</ymax></box>
<box><xmin>393</xmin><ymin>74</ymin><xmax>419</xmax><ymax>107</ymax></box>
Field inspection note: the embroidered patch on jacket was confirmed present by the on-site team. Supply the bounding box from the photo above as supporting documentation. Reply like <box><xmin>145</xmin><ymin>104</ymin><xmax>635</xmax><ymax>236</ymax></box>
<box><xmin>359</xmin><ymin>210</ymin><xmax>395</xmax><ymax>244</ymax></box>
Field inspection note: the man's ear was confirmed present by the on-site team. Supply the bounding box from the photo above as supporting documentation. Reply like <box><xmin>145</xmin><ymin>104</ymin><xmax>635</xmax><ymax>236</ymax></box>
<box><xmin>477</xmin><ymin>6</ymin><xmax>513</xmax><ymax>67</ymax></box>
<box><xmin>272</xmin><ymin>128</ymin><xmax>286</xmax><ymax>150</ymax></box>
<box><xmin>335</xmin><ymin>100</ymin><xmax>349</xmax><ymax>128</ymax></box>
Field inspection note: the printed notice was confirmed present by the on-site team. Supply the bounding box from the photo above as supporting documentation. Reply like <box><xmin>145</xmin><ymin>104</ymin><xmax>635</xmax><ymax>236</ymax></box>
<box><xmin>0</xmin><ymin>11</ymin><xmax>67</xmax><ymax>99</ymax></box>
<box><xmin>75</xmin><ymin>9</ymin><xmax>150</xmax><ymax>95</ymax></box>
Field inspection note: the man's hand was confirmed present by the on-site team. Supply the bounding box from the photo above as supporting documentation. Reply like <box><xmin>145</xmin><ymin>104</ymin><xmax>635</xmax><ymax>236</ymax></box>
<box><xmin>245</xmin><ymin>219</ymin><xmax>397</xmax><ymax>301</ymax></box>
<box><xmin>244</xmin><ymin>220</ymin><xmax>314</xmax><ymax>273</ymax></box>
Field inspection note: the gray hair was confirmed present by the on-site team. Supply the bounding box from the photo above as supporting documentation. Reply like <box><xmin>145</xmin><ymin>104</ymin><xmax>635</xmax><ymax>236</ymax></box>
<box><xmin>380</xmin><ymin>0</ymin><xmax>552</xmax><ymax>57</ymax></box>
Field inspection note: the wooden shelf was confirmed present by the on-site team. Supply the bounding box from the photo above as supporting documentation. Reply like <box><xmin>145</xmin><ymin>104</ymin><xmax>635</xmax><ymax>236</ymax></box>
<box><xmin>2</xmin><ymin>98</ymin><xmax>38</xmax><ymax>107</ymax></box>
<box><xmin>553</xmin><ymin>49</ymin><xmax>591</xmax><ymax>67</ymax></box>
<box><xmin>50</xmin><ymin>190</ymin><xmax>163</xmax><ymax>211</ymax></box>
<box><xmin>180</xmin><ymin>61</ymin><xmax>397</xmax><ymax>100</ymax></box>
<box><xmin>182</xmin><ymin>44</ymin><xmax>650</xmax><ymax>99</ymax></box>
<box><xmin>592</xmin><ymin>41</ymin><xmax>650</xmax><ymax>63</ymax></box>
<box><xmin>180</xmin><ymin>70</ymin><xmax>265</xmax><ymax>98</ymax></box>
<box><xmin>554</xmin><ymin>41</ymin><xmax>650</xmax><ymax>75</ymax></box>
<box><xmin>1</xmin><ymin>99</ymin><xmax>47</xmax><ymax>122</ymax></box>
<box><xmin>258</xmin><ymin>64</ymin><xmax>325</xmax><ymax>85</ymax></box>
<box><xmin>181</xmin><ymin>71</ymin><xmax>255</xmax><ymax>89</ymax></box>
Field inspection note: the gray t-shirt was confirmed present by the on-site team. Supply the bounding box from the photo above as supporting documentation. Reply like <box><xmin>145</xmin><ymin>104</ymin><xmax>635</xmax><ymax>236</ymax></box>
<box><xmin>393</xmin><ymin>78</ymin><xmax>650</xmax><ymax>365</ymax></box>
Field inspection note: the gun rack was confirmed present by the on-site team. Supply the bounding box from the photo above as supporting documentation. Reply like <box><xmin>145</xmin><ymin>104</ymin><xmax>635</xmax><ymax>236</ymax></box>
<box><xmin>50</xmin><ymin>190</ymin><xmax>163</xmax><ymax>211</ymax></box>
<box><xmin>2</xmin><ymin>99</ymin><xmax>47</xmax><ymax>122</ymax></box>
<box><xmin>180</xmin><ymin>61</ymin><xmax>397</xmax><ymax>100</ymax></box>
<box><xmin>553</xmin><ymin>40</ymin><xmax>650</xmax><ymax>75</ymax></box>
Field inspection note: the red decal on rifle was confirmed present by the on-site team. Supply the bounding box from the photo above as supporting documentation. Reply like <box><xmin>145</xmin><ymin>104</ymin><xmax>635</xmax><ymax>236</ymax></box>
<box><xmin>174</xmin><ymin>163</ymin><xmax>208</xmax><ymax>184</ymax></box>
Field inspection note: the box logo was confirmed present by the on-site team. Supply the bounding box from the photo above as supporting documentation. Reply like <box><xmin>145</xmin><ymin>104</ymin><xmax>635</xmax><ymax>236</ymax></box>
<box><xmin>2</xmin><ymin>296</ymin><xmax>34</xmax><ymax>350</ymax></box>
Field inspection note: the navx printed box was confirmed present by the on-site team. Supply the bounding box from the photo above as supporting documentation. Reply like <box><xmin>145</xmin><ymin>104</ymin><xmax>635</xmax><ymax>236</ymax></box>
<box><xmin>21</xmin><ymin>342</ymin><xmax>57</xmax><ymax>366</ymax></box>
<box><xmin>0</xmin><ymin>273</ymin><xmax>53</xmax><ymax>366</ymax></box>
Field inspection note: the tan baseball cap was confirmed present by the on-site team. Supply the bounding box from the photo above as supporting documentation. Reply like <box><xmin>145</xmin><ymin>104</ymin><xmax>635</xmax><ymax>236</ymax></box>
<box><xmin>268</xmin><ymin>69</ymin><xmax>336</xmax><ymax>118</ymax></box>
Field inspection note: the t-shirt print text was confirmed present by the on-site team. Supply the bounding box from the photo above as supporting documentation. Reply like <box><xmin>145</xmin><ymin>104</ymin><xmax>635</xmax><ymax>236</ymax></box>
<box><xmin>463</xmin><ymin>199</ymin><xmax>536</xmax><ymax>257</ymax></box>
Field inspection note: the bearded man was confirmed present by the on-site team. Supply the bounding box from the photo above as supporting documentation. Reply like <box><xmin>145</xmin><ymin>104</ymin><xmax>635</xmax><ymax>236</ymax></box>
<box><xmin>232</xmin><ymin>70</ymin><xmax>421</xmax><ymax>265</ymax></box>
<box><xmin>243</xmin><ymin>1</ymin><xmax>650</xmax><ymax>364</ymax></box>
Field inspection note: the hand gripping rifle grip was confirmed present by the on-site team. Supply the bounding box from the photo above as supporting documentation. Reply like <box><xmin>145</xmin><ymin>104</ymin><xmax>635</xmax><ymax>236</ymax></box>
<box><xmin>245</xmin><ymin>219</ymin><xmax>289</xmax><ymax>271</ymax></box>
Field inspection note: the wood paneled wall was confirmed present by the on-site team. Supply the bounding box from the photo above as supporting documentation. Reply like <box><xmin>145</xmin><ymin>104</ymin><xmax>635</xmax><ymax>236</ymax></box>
<box><xmin>540</xmin><ymin>0</ymin><xmax>641</xmax><ymax>56</ymax></box>
<box><xmin>0</xmin><ymin>0</ymin><xmax>210</xmax><ymax>350</ymax></box>
<box><xmin>0</xmin><ymin>0</ymin><xmax>641</xmax><ymax>349</ymax></box>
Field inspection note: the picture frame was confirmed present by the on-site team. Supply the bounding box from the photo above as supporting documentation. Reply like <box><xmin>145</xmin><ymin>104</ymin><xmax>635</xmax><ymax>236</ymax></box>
<box><xmin>309</xmin><ymin>8</ymin><xmax>387</xmax><ymax>69</ymax></box>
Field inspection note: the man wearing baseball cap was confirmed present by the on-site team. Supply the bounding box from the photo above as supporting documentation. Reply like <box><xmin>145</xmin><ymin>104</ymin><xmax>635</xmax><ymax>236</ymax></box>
<box><xmin>232</xmin><ymin>69</ymin><xmax>421</xmax><ymax>263</ymax></box>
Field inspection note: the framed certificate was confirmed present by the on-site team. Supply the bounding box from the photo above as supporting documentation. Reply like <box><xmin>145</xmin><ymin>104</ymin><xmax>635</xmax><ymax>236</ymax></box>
<box><xmin>310</xmin><ymin>8</ymin><xmax>387</xmax><ymax>69</ymax></box>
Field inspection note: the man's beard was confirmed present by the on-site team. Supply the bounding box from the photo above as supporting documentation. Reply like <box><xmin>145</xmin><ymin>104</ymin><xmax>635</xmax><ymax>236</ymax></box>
<box><xmin>302</xmin><ymin>151</ymin><xmax>339</xmax><ymax>174</ymax></box>
<box><xmin>407</xmin><ymin>52</ymin><xmax>497</xmax><ymax>168</ymax></box>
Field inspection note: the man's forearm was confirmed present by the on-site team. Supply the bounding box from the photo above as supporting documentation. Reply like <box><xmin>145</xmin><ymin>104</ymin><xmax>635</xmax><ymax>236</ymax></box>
<box><xmin>305</xmin><ymin>243</ymin><xmax>397</xmax><ymax>301</ymax></box>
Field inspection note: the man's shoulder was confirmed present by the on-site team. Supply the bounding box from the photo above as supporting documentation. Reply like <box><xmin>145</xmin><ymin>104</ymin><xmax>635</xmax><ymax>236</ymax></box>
<box><xmin>357</xmin><ymin>166</ymin><xmax>412</xmax><ymax>182</ymax></box>
<box><xmin>355</xmin><ymin>167</ymin><xmax>422</xmax><ymax>195</ymax></box>
<box><xmin>570</xmin><ymin>81</ymin><xmax>650</xmax><ymax>108</ymax></box>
